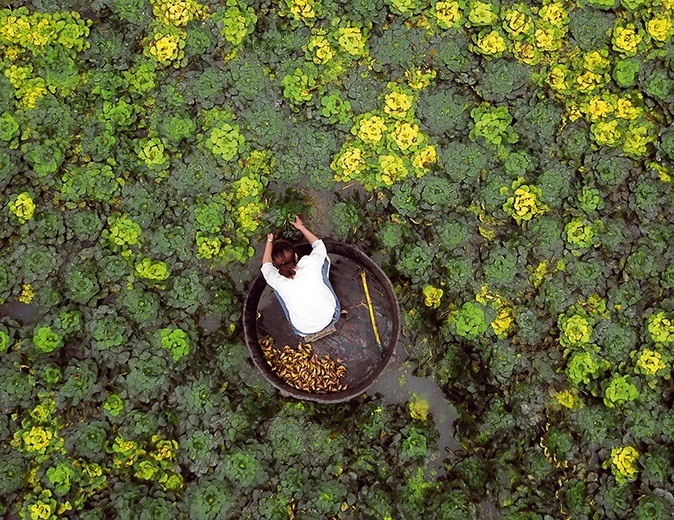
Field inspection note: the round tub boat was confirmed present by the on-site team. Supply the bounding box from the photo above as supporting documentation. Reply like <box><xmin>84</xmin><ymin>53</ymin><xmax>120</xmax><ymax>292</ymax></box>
<box><xmin>243</xmin><ymin>240</ymin><xmax>400</xmax><ymax>403</ymax></box>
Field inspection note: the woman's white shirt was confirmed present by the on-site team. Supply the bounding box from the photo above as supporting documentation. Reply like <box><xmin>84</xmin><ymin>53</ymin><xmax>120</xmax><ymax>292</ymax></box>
<box><xmin>261</xmin><ymin>239</ymin><xmax>337</xmax><ymax>334</ymax></box>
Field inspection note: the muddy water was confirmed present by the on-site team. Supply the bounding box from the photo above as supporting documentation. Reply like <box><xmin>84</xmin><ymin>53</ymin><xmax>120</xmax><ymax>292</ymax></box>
<box><xmin>367</xmin><ymin>353</ymin><xmax>460</xmax><ymax>474</ymax></box>
<box><xmin>0</xmin><ymin>301</ymin><xmax>40</xmax><ymax>324</ymax></box>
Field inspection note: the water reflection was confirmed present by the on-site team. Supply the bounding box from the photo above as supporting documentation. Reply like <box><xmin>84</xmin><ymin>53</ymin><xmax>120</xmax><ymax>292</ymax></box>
<box><xmin>367</xmin><ymin>352</ymin><xmax>459</xmax><ymax>475</ymax></box>
<box><xmin>0</xmin><ymin>301</ymin><xmax>39</xmax><ymax>325</ymax></box>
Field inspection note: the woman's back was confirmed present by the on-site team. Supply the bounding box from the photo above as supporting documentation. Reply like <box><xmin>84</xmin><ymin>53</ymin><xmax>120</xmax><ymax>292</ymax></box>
<box><xmin>261</xmin><ymin>239</ymin><xmax>338</xmax><ymax>335</ymax></box>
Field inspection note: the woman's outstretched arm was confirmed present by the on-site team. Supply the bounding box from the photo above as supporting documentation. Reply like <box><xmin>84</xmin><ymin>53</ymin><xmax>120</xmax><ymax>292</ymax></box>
<box><xmin>291</xmin><ymin>216</ymin><xmax>319</xmax><ymax>244</ymax></box>
<box><xmin>262</xmin><ymin>233</ymin><xmax>273</xmax><ymax>265</ymax></box>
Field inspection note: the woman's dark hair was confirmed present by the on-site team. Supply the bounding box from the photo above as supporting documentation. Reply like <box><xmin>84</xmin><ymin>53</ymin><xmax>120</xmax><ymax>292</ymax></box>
<box><xmin>271</xmin><ymin>240</ymin><xmax>298</xmax><ymax>279</ymax></box>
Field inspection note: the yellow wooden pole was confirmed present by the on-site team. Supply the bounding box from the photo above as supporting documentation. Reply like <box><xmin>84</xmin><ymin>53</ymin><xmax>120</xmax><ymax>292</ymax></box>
<box><xmin>360</xmin><ymin>270</ymin><xmax>383</xmax><ymax>351</ymax></box>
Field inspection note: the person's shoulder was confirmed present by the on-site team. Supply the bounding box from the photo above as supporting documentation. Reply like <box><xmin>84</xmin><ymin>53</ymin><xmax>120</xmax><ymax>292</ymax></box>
<box><xmin>261</xmin><ymin>262</ymin><xmax>277</xmax><ymax>277</ymax></box>
<box><xmin>311</xmin><ymin>238</ymin><xmax>326</xmax><ymax>250</ymax></box>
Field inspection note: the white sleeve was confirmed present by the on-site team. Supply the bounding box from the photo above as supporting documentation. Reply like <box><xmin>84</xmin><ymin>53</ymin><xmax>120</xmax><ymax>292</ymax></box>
<box><xmin>308</xmin><ymin>239</ymin><xmax>327</xmax><ymax>262</ymax></box>
<box><xmin>261</xmin><ymin>262</ymin><xmax>282</xmax><ymax>288</ymax></box>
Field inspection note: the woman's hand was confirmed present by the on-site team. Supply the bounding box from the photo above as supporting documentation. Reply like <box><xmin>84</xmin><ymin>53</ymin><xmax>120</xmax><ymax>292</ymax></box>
<box><xmin>291</xmin><ymin>215</ymin><xmax>319</xmax><ymax>244</ymax></box>
<box><xmin>290</xmin><ymin>215</ymin><xmax>305</xmax><ymax>230</ymax></box>
<box><xmin>267</xmin><ymin>233</ymin><xmax>274</xmax><ymax>242</ymax></box>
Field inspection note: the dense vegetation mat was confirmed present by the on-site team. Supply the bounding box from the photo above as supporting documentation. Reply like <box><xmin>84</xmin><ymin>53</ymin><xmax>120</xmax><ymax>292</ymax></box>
<box><xmin>1</xmin><ymin>0</ymin><xmax>674</xmax><ymax>518</ymax></box>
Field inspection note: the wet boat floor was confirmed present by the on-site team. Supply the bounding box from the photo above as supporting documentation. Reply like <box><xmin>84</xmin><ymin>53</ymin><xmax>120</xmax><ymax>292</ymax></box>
<box><xmin>255</xmin><ymin>254</ymin><xmax>394</xmax><ymax>387</ymax></box>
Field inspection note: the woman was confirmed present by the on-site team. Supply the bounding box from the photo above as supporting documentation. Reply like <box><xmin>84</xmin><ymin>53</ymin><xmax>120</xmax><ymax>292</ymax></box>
<box><xmin>261</xmin><ymin>216</ymin><xmax>340</xmax><ymax>337</ymax></box>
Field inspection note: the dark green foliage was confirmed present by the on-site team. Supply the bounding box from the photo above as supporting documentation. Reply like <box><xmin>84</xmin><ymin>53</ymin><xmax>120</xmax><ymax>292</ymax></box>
<box><xmin>219</xmin><ymin>447</ymin><xmax>266</xmax><ymax>489</ymax></box>
<box><xmin>273</xmin><ymin>125</ymin><xmax>339</xmax><ymax>187</ymax></box>
<box><xmin>595</xmin><ymin>480</ymin><xmax>632</xmax><ymax>519</ymax></box>
<box><xmin>526</xmin><ymin>215</ymin><xmax>565</xmax><ymax>258</ymax></box>
<box><xmin>514</xmin><ymin>307</ymin><xmax>548</xmax><ymax>347</ymax></box>
<box><xmin>0</xmin><ymin>451</ymin><xmax>25</xmax><ymax>495</ymax></box>
<box><xmin>331</xmin><ymin>200</ymin><xmax>364</xmax><ymax>240</ymax></box>
<box><xmin>595</xmin><ymin>320</ymin><xmax>636</xmax><ymax>365</ymax></box>
<box><xmin>513</xmin><ymin>95</ymin><xmax>564</xmax><ymax>153</ymax></box>
<box><xmin>643</xmin><ymin>65</ymin><xmax>674</xmax><ymax>104</ymax></box>
<box><xmin>370</xmin><ymin>20</ymin><xmax>430</xmax><ymax>73</ymax></box>
<box><xmin>167</xmin><ymin>270</ymin><xmax>208</xmax><ymax>313</ymax></box>
<box><xmin>87</xmin><ymin>306</ymin><xmax>131</xmax><ymax>352</ymax></box>
<box><xmin>120</xmin><ymin>409</ymin><xmax>161</xmax><ymax>442</ymax></box>
<box><xmin>535</xmin><ymin>273</ymin><xmax>576</xmax><ymax>316</ymax></box>
<box><xmin>9</xmin><ymin>243</ymin><xmax>62</xmax><ymax>284</ymax></box>
<box><xmin>120</xmin><ymin>181</ymin><xmax>167</xmax><ymax>228</ymax></box>
<box><xmin>569</xmin><ymin>404</ymin><xmax>621</xmax><ymax>447</ymax></box>
<box><xmin>566</xmin><ymin>254</ymin><xmax>609</xmax><ymax>296</ymax></box>
<box><xmin>1</xmin><ymin>0</ymin><xmax>673</xmax><ymax>517</ymax></box>
<box><xmin>180</xmin><ymin>430</ymin><xmax>220</xmax><ymax>475</ymax></box>
<box><xmin>432</xmin><ymin>31</ymin><xmax>478</xmax><ymax>77</ymax></box>
<box><xmin>167</xmin><ymin>152</ymin><xmax>226</xmax><ymax>197</ymax></box>
<box><xmin>342</xmin><ymin>66</ymin><xmax>384</xmax><ymax>114</ymax></box>
<box><xmin>238</xmin><ymin>98</ymin><xmax>289</xmax><ymax>150</ymax></box>
<box><xmin>485</xmin><ymin>340</ymin><xmax>522</xmax><ymax>384</ymax></box>
<box><xmin>118</xmin><ymin>286</ymin><xmax>161</xmax><ymax>324</ymax></box>
<box><xmin>437</xmin><ymin>260</ymin><xmax>476</xmax><ymax>298</ymax></box>
<box><xmin>169</xmin><ymin>378</ymin><xmax>222</xmax><ymax>430</ymax></box>
<box><xmin>183</xmin><ymin>478</ymin><xmax>232</xmax><ymax>520</ymax></box>
<box><xmin>0</xmin><ymin>356</ymin><xmax>36</xmax><ymax>412</ymax></box>
<box><xmin>441</xmin><ymin>140</ymin><xmax>491</xmax><ymax>185</ymax></box>
<box><xmin>67</xmin><ymin>421</ymin><xmax>109</xmax><ymax>461</ymax></box>
<box><xmin>476</xmin><ymin>59</ymin><xmax>532</xmax><ymax>102</ymax></box>
<box><xmin>396</xmin><ymin>241</ymin><xmax>436</xmax><ymax>284</ymax></box>
<box><xmin>256</xmin><ymin>22</ymin><xmax>308</xmax><ymax>70</ymax></box>
<box><xmin>225</xmin><ymin>54</ymin><xmax>273</xmax><ymax>107</ymax></box>
<box><xmin>105</xmin><ymin>0</ymin><xmax>152</xmax><ymax>26</ymax></box>
<box><xmin>413</xmin><ymin>173</ymin><xmax>461</xmax><ymax>213</ymax></box>
<box><xmin>64</xmin><ymin>263</ymin><xmax>100</xmax><ymax>305</ymax></box>
<box><xmin>482</xmin><ymin>245</ymin><xmax>520</xmax><ymax>289</ymax></box>
<box><xmin>590</xmin><ymin>152</ymin><xmax>633</xmax><ymax>190</ymax></box>
<box><xmin>122</xmin><ymin>349</ymin><xmax>171</xmax><ymax>403</ymax></box>
<box><xmin>557</xmin><ymin>120</ymin><xmax>590</xmax><ymax>159</ymax></box>
<box><xmin>65</xmin><ymin>209</ymin><xmax>103</xmax><ymax>242</ymax></box>
<box><xmin>184</xmin><ymin>24</ymin><xmax>216</xmax><ymax>60</ymax></box>
<box><xmin>476</xmin><ymin>170</ymin><xmax>509</xmax><ymax>213</ymax></box>
<box><xmin>536</xmin><ymin>162</ymin><xmax>575</xmax><ymax>209</ymax></box>
<box><xmin>57</xmin><ymin>359</ymin><xmax>101</xmax><ymax>407</ymax></box>
<box><xmin>417</xmin><ymin>85</ymin><xmax>472</xmax><ymax>138</ymax></box>
<box><xmin>181</xmin><ymin>69</ymin><xmax>229</xmax><ymax>109</ymax></box>
<box><xmin>568</xmin><ymin>7</ymin><xmax>614</xmax><ymax>49</ymax></box>
<box><xmin>633</xmin><ymin>495</ymin><xmax>674</xmax><ymax>520</ymax></box>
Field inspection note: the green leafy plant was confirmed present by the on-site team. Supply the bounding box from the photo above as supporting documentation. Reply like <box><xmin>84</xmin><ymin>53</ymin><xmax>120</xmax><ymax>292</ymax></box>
<box><xmin>184</xmin><ymin>480</ymin><xmax>232</xmax><ymax>520</ymax></box>
<box><xmin>469</xmin><ymin>104</ymin><xmax>519</xmax><ymax>146</ymax></box>
<box><xmin>220</xmin><ymin>448</ymin><xmax>265</xmax><ymax>489</ymax></box>
<box><xmin>0</xmin><ymin>328</ymin><xmax>12</xmax><ymax>354</ymax></box>
<box><xmin>603</xmin><ymin>375</ymin><xmax>639</xmax><ymax>408</ymax></box>
<box><xmin>103</xmin><ymin>394</ymin><xmax>125</xmax><ymax>418</ymax></box>
<box><xmin>33</xmin><ymin>326</ymin><xmax>63</xmax><ymax>354</ymax></box>
<box><xmin>57</xmin><ymin>360</ymin><xmax>100</xmax><ymax>407</ymax></box>
<box><xmin>123</xmin><ymin>350</ymin><xmax>171</xmax><ymax>402</ymax></box>
<box><xmin>448</xmin><ymin>301</ymin><xmax>489</xmax><ymax>340</ymax></box>
<box><xmin>566</xmin><ymin>347</ymin><xmax>609</xmax><ymax>386</ymax></box>
<box><xmin>2</xmin><ymin>0</ymin><xmax>674</xmax><ymax>517</ymax></box>
<box><xmin>558</xmin><ymin>309</ymin><xmax>594</xmax><ymax>347</ymax></box>
<box><xmin>604</xmin><ymin>446</ymin><xmax>639</xmax><ymax>484</ymax></box>
<box><xmin>135</xmin><ymin>258</ymin><xmax>170</xmax><ymax>282</ymax></box>
<box><xmin>159</xmin><ymin>327</ymin><xmax>191</xmax><ymax>362</ymax></box>
<box><xmin>646</xmin><ymin>311</ymin><xmax>674</xmax><ymax>344</ymax></box>
<box><xmin>180</xmin><ymin>430</ymin><xmax>220</xmax><ymax>475</ymax></box>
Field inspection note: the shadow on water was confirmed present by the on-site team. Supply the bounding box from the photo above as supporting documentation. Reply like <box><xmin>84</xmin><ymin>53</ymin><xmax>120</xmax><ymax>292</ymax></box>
<box><xmin>0</xmin><ymin>301</ymin><xmax>40</xmax><ymax>325</ymax></box>
<box><xmin>367</xmin><ymin>349</ymin><xmax>460</xmax><ymax>476</ymax></box>
<box><xmin>368</xmin><ymin>351</ymin><xmax>502</xmax><ymax>519</ymax></box>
